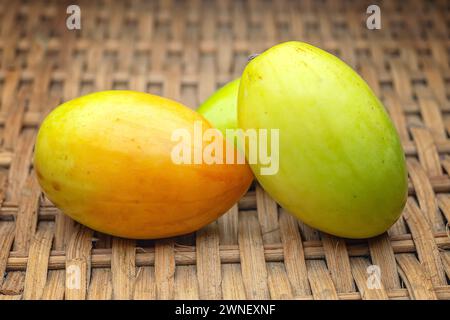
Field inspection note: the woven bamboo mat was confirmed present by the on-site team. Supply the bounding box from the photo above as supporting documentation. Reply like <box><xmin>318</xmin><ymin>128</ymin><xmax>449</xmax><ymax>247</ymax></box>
<box><xmin>0</xmin><ymin>0</ymin><xmax>449</xmax><ymax>300</ymax></box>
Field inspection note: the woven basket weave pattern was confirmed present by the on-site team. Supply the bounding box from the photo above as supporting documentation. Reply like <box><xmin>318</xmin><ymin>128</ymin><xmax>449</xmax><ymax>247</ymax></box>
<box><xmin>0</xmin><ymin>0</ymin><xmax>449</xmax><ymax>300</ymax></box>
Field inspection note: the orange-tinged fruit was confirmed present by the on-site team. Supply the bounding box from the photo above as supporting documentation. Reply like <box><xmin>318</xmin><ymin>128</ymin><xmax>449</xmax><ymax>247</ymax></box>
<box><xmin>34</xmin><ymin>90</ymin><xmax>253</xmax><ymax>239</ymax></box>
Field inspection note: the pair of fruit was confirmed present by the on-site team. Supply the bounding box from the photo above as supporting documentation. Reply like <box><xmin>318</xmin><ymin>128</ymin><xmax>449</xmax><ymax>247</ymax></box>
<box><xmin>35</xmin><ymin>42</ymin><xmax>407</xmax><ymax>239</ymax></box>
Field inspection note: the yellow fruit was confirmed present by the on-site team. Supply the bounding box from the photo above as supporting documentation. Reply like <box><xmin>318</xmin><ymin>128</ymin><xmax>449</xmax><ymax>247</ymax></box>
<box><xmin>35</xmin><ymin>90</ymin><xmax>253</xmax><ymax>239</ymax></box>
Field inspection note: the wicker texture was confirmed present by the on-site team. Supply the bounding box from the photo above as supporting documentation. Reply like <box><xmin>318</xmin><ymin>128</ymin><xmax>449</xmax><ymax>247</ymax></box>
<box><xmin>0</xmin><ymin>0</ymin><xmax>449</xmax><ymax>300</ymax></box>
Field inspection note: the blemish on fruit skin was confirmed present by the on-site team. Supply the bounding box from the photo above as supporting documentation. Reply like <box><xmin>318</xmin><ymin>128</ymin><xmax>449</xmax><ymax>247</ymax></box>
<box><xmin>294</xmin><ymin>45</ymin><xmax>307</xmax><ymax>54</ymax></box>
<box><xmin>35</xmin><ymin>168</ymin><xmax>44</xmax><ymax>180</ymax></box>
<box><xmin>52</xmin><ymin>181</ymin><xmax>62</xmax><ymax>191</ymax></box>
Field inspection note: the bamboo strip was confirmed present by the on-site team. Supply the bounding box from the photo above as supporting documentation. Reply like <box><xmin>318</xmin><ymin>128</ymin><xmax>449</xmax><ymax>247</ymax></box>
<box><xmin>278</xmin><ymin>210</ymin><xmax>311</xmax><ymax>296</ymax></box>
<box><xmin>350</xmin><ymin>257</ymin><xmax>389</xmax><ymax>300</ymax></box>
<box><xmin>154</xmin><ymin>239</ymin><xmax>175</xmax><ymax>300</ymax></box>
<box><xmin>396</xmin><ymin>254</ymin><xmax>438</xmax><ymax>300</ymax></box>
<box><xmin>221</xmin><ymin>264</ymin><xmax>246</xmax><ymax>300</ymax></box>
<box><xmin>238</xmin><ymin>211</ymin><xmax>270</xmax><ymax>299</ymax></box>
<box><xmin>306</xmin><ymin>260</ymin><xmax>339</xmax><ymax>300</ymax></box>
<box><xmin>256</xmin><ymin>185</ymin><xmax>280</xmax><ymax>243</ymax></box>
<box><xmin>22</xmin><ymin>225</ymin><xmax>54</xmax><ymax>300</ymax></box>
<box><xmin>0</xmin><ymin>223</ymin><xmax>14</xmax><ymax>287</ymax></box>
<box><xmin>134</xmin><ymin>267</ymin><xmax>156</xmax><ymax>300</ymax></box>
<box><xmin>0</xmin><ymin>271</ymin><xmax>24</xmax><ymax>296</ymax></box>
<box><xmin>174</xmin><ymin>266</ymin><xmax>199</xmax><ymax>300</ymax></box>
<box><xmin>65</xmin><ymin>226</ymin><xmax>93</xmax><ymax>300</ymax></box>
<box><xmin>111</xmin><ymin>238</ymin><xmax>136</xmax><ymax>300</ymax></box>
<box><xmin>7</xmin><ymin>131</ymin><xmax>36</xmax><ymax>203</ymax></box>
<box><xmin>12</xmin><ymin>174</ymin><xmax>40</xmax><ymax>252</ymax></box>
<box><xmin>407</xmin><ymin>159</ymin><xmax>445</xmax><ymax>231</ymax></box>
<box><xmin>87</xmin><ymin>269</ymin><xmax>112</xmax><ymax>300</ymax></box>
<box><xmin>41</xmin><ymin>270</ymin><xmax>65</xmax><ymax>300</ymax></box>
<box><xmin>267</xmin><ymin>263</ymin><xmax>293</xmax><ymax>299</ymax></box>
<box><xmin>404</xmin><ymin>198</ymin><xmax>447</xmax><ymax>286</ymax></box>
<box><xmin>196</xmin><ymin>222</ymin><xmax>222</xmax><ymax>299</ymax></box>
<box><xmin>321</xmin><ymin>233</ymin><xmax>355</xmax><ymax>293</ymax></box>
<box><xmin>368</xmin><ymin>234</ymin><xmax>401</xmax><ymax>290</ymax></box>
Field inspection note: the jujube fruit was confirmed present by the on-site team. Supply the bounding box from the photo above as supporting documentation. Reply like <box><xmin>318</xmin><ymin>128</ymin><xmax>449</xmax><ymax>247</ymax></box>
<box><xmin>34</xmin><ymin>90</ymin><xmax>253</xmax><ymax>239</ymax></box>
<box><xmin>197</xmin><ymin>78</ymin><xmax>240</xmax><ymax>136</ymax></box>
<box><xmin>238</xmin><ymin>41</ymin><xmax>407</xmax><ymax>238</ymax></box>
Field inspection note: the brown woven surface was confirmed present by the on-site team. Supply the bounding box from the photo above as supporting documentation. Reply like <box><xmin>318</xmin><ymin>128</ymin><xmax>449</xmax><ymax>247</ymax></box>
<box><xmin>0</xmin><ymin>0</ymin><xmax>449</xmax><ymax>300</ymax></box>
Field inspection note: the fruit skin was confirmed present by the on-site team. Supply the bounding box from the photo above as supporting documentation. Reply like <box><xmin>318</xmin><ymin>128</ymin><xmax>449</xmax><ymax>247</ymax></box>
<box><xmin>238</xmin><ymin>41</ymin><xmax>407</xmax><ymax>239</ymax></box>
<box><xmin>197</xmin><ymin>78</ymin><xmax>240</xmax><ymax>135</ymax></box>
<box><xmin>34</xmin><ymin>90</ymin><xmax>253</xmax><ymax>239</ymax></box>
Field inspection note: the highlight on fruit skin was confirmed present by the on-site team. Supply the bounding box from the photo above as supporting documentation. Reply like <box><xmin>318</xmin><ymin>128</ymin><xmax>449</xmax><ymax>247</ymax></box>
<box><xmin>238</xmin><ymin>41</ymin><xmax>408</xmax><ymax>239</ymax></box>
<box><xmin>34</xmin><ymin>90</ymin><xmax>253</xmax><ymax>239</ymax></box>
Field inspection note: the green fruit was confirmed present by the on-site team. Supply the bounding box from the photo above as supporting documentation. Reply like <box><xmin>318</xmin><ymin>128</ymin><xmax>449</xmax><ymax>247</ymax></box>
<box><xmin>197</xmin><ymin>78</ymin><xmax>240</xmax><ymax>135</ymax></box>
<box><xmin>238</xmin><ymin>41</ymin><xmax>407</xmax><ymax>239</ymax></box>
